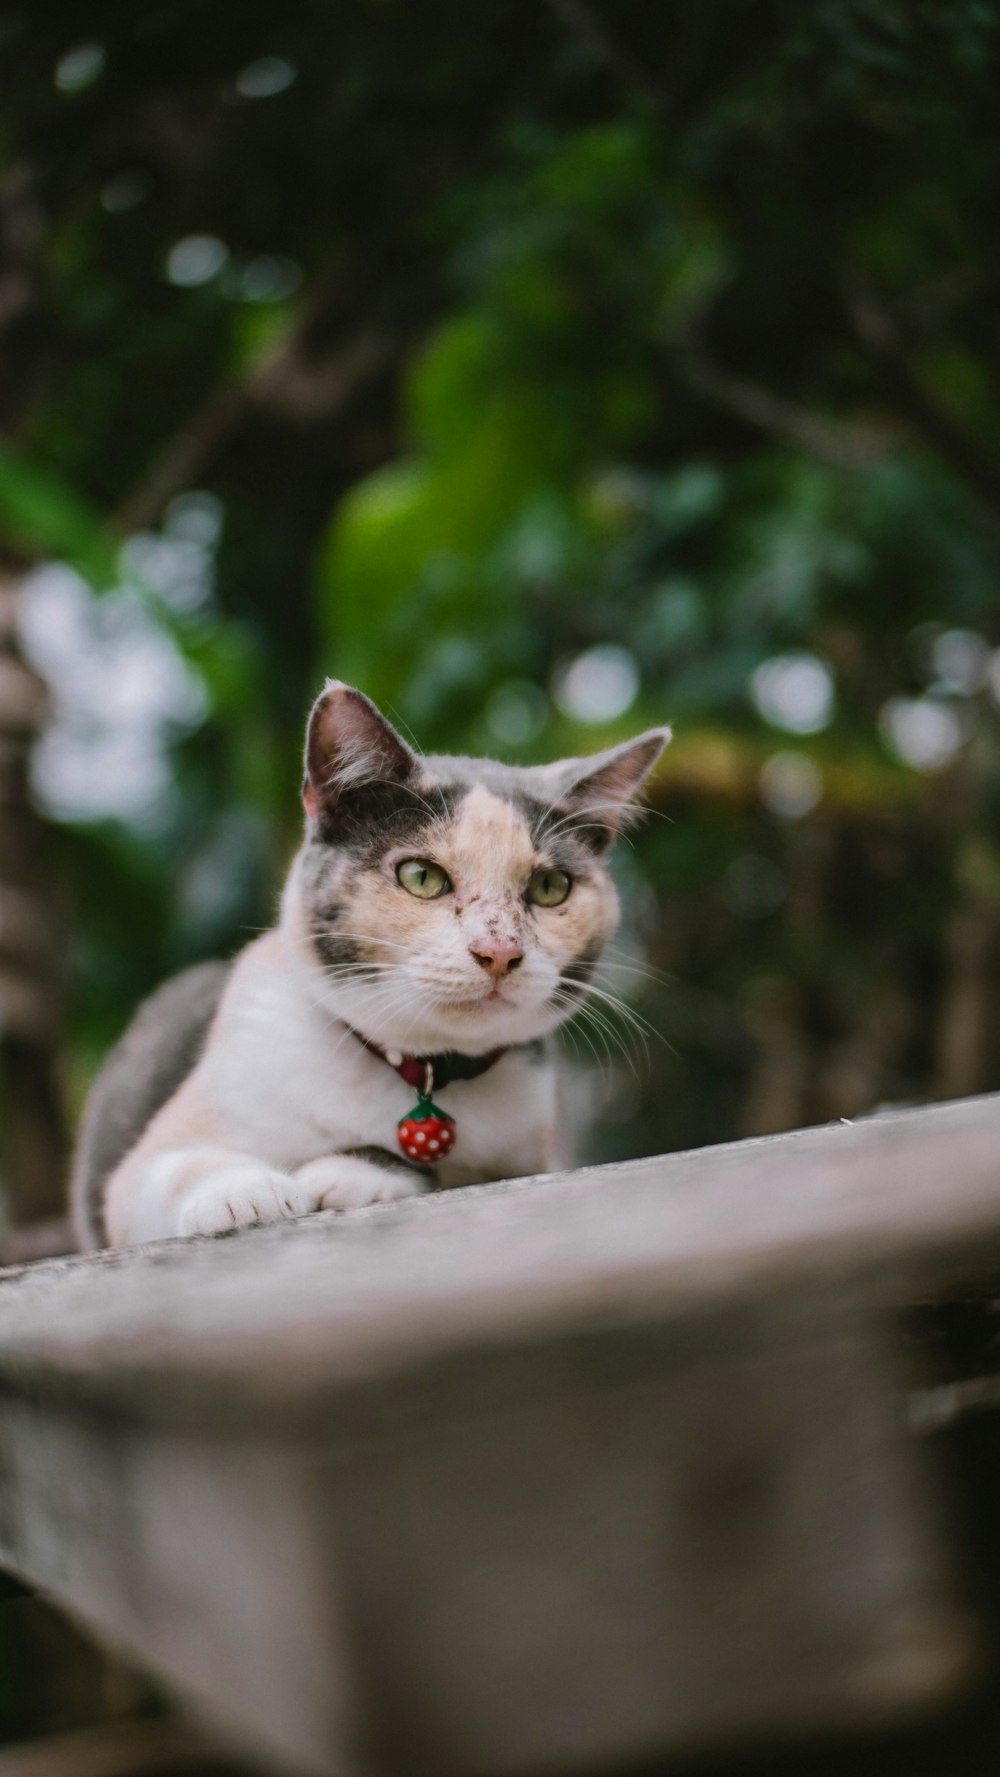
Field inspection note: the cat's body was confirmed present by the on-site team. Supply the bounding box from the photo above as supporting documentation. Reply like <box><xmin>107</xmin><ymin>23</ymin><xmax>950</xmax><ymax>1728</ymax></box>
<box><xmin>73</xmin><ymin>959</ymin><xmax>231</xmax><ymax>1247</ymax></box>
<box><xmin>73</xmin><ymin>683</ymin><xmax>667</xmax><ymax>1249</ymax></box>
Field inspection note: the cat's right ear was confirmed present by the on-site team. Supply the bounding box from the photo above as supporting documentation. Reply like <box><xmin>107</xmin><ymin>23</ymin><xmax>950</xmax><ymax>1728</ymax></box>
<box><xmin>303</xmin><ymin>682</ymin><xmax>417</xmax><ymax>825</ymax></box>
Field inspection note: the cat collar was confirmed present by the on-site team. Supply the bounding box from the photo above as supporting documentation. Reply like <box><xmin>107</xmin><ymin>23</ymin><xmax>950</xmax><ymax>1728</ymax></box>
<box><xmin>347</xmin><ymin>1028</ymin><xmax>507</xmax><ymax>1166</ymax></box>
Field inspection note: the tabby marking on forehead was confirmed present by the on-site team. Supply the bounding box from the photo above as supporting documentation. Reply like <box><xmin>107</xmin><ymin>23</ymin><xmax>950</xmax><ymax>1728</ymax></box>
<box><xmin>439</xmin><ymin>786</ymin><xmax>536</xmax><ymax>898</ymax></box>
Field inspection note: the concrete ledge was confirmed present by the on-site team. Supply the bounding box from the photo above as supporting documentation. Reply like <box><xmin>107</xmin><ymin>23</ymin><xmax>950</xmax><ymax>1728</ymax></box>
<box><xmin>1</xmin><ymin>1096</ymin><xmax>999</xmax><ymax>1772</ymax></box>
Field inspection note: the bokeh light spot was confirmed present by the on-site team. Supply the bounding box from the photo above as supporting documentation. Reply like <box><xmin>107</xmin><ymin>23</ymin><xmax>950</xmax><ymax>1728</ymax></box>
<box><xmin>750</xmin><ymin>653</ymin><xmax>835</xmax><ymax>735</ymax></box>
<box><xmin>55</xmin><ymin>42</ymin><xmax>105</xmax><ymax>93</ymax></box>
<box><xmin>236</xmin><ymin>255</ymin><xmax>303</xmax><ymax>303</ymax></box>
<box><xmin>18</xmin><ymin>566</ymin><xmax>207</xmax><ymax>827</ymax></box>
<box><xmin>929</xmin><ymin>628</ymin><xmax>989</xmax><ymax>695</ymax></box>
<box><xmin>554</xmin><ymin>644</ymin><xmax>639</xmax><ymax>724</ymax></box>
<box><xmin>164</xmin><ymin>491</ymin><xmax>224</xmax><ymax>550</ymax></box>
<box><xmin>166</xmin><ymin>235</ymin><xmax>229</xmax><ymax>288</ymax></box>
<box><xmin>759</xmin><ymin>751</ymin><xmax>823</xmax><ymax>820</ymax></box>
<box><xmin>879</xmin><ymin>697</ymin><xmax>964</xmax><ymax>772</ymax></box>
<box><xmin>235</xmin><ymin>56</ymin><xmax>298</xmax><ymax>98</ymax></box>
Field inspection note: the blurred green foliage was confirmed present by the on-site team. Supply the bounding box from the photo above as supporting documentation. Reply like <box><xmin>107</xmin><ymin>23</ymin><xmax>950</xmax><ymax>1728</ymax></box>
<box><xmin>3</xmin><ymin>0</ymin><xmax>1000</xmax><ymax>1157</ymax></box>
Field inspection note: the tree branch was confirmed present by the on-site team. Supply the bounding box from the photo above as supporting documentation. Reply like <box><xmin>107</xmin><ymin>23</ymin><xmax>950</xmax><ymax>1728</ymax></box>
<box><xmin>841</xmin><ymin>266</ymin><xmax>1000</xmax><ymax>516</ymax></box>
<box><xmin>674</xmin><ymin>330</ymin><xmax>888</xmax><ymax>472</ymax></box>
<box><xmin>114</xmin><ymin>320</ymin><xmax>397</xmax><ymax>536</ymax></box>
<box><xmin>542</xmin><ymin>0</ymin><xmax>661</xmax><ymax>104</ymax></box>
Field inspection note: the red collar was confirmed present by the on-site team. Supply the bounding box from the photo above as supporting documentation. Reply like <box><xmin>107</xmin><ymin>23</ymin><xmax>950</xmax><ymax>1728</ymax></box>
<box><xmin>348</xmin><ymin>1027</ymin><xmax>508</xmax><ymax>1094</ymax></box>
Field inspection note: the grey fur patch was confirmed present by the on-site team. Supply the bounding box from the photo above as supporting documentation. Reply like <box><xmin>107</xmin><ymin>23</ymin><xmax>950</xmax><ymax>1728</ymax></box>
<box><xmin>70</xmin><ymin>961</ymin><xmax>231</xmax><ymax>1250</ymax></box>
<box><xmin>339</xmin><ymin>1143</ymin><xmax>429</xmax><ymax>1177</ymax></box>
<box><xmin>297</xmin><ymin>844</ymin><xmax>360</xmax><ymax>971</ymax></box>
<box><xmin>302</xmin><ymin>780</ymin><xmax>467</xmax><ymax>972</ymax></box>
<box><xmin>316</xmin><ymin>778</ymin><xmax>462</xmax><ymax>855</ymax></box>
<box><xmin>421</xmin><ymin>754</ymin><xmax>542</xmax><ymax>799</ymax></box>
<box><xmin>312</xmin><ymin>925</ymin><xmax>361</xmax><ymax>971</ymax></box>
<box><xmin>496</xmin><ymin>785</ymin><xmax>602</xmax><ymax>871</ymax></box>
<box><xmin>524</xmin><ymin>791</ymin><xmax>612</xmax><ymax>861</ymax></box>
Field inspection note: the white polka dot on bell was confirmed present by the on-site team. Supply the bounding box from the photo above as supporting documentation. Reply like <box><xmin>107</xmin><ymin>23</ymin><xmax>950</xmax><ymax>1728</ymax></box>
<box><xmin>429</xmin><ymin>1139</ymin><xmax>439</xmax><ymax>1151</ymax></box>
<box><xmin>415</xmin><ymin>1131</ymin><xmax>426</xmax><ymax>1143</ymax></box>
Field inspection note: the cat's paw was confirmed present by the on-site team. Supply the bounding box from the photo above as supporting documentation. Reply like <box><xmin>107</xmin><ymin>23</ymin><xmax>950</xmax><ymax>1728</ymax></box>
<box><xmin>176</xmin><ymin>1163</ymin><xmax>312</xmax><ymax>1238</ymax></box>
<box><xmin>320</xmin><ymin>1171</ymin><xmax>422</xmax><ymax>1211</ymax></box>
<box><xmin>295</xmin><ymin>1154</ymin><xmax>425</xmax><ymax>1213</ymax></box>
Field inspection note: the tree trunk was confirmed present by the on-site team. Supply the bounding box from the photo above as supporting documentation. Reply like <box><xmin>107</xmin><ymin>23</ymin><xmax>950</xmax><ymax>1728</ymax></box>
<box><xmin>0</xmin><ymin>565</ymin><xmax>68</xmax><ymax>1226</ymax></box>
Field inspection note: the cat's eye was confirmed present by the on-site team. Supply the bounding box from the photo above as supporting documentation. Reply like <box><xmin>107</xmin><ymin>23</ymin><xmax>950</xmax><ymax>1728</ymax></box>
<box><xmin>527</xmin><ymin>867</ymin><xmax>572</xmax><ymax>907</ymax></box>
<box><xmin>396</xmin><ymin>857</ymin><xmax>452</xmax><ymax>899</ymax></box>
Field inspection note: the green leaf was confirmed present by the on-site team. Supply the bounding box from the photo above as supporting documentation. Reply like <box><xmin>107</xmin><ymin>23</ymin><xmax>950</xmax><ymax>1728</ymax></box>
<box><xmin>0</xmin><ymin>447</ymin><xmax>117</xmax><ymax>583</ymax></box>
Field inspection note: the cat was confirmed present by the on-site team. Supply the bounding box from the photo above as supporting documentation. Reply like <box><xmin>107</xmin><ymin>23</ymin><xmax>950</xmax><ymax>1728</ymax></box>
<box><xmin>72</xmin><ymin>680</ymin><xmax>668</xmax><ymax>1249</ymax></box>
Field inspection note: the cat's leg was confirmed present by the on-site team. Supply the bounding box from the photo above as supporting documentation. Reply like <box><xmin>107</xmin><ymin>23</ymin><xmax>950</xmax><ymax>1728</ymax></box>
<box><xmin>113</xmin><ymin>1145</ymin><xmax>320</xmax><ymax>1243</ymax></box>
<box><xmin>294</xmin><ymin>1145</ymin><xmax>428</xmax><ymax>1212</ymax></box>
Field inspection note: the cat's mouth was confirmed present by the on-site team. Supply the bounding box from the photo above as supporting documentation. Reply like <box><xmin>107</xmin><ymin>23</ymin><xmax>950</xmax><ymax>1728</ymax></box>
<box><xmin>441</xmin><ymin>985</ymin><xmax>512</xmax><ymax>1011</ymax></box>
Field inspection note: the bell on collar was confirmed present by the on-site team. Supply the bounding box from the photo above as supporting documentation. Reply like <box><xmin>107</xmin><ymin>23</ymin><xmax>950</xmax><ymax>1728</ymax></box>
<box><xmin>398</xmin><ymin>1094</ymin><xmax>456</xmax><ymax>1165</ymax></box>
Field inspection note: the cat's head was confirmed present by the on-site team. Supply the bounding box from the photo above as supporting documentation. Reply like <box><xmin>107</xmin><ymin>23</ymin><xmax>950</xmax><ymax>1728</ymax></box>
<box><xmin>283</xmin><ymin>681</ymin><xmax>668</xmax><ymax>1055</ymax></box>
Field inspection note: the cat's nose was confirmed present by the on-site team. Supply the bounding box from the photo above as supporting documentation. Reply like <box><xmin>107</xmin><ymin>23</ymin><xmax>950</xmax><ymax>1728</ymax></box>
<box><xmin>470</xmin><ymin>941</ymin><xmax>524</xmax><ymax>978</ymax></box>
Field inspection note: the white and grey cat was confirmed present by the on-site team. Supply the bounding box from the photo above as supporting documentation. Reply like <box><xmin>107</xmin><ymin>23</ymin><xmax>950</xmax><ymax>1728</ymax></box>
<box><xmin>72</xmin><ymin>681</ymin><xmax>667</xmax><ymax>1249</ymax></box>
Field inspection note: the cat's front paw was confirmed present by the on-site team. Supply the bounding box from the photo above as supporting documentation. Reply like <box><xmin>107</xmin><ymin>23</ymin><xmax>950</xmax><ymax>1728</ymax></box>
<box><xmin>176</xmin><ymin>1163</ymin><xmax>312</xmax><ymax>1238</ymax></box>
<box><xmin>296</xmin><ymin>1154</ymin><xmax>425</xmax><ymax>1213</ymax></box>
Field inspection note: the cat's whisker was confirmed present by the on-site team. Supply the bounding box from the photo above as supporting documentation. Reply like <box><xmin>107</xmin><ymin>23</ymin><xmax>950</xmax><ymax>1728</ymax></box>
<box><xmin>553</xmin><ymin>993</ymin><xmax>646</xmax><ymax>1087</ymax></box>
<box><xmin>319</xmin><ymin>963</ymin><xmax>397</xmax><ymax>975</ymax></box>
<box><xmin>565</xmin><ymin>1004</ymin><xmax>617</xmax><ymax>1067</ymax></box>
<box><xmin>319</xmin><ymin>973</ymin><xmax>400</xmax><ymax>992</ymax></box>
<box><xmin>313</xmin><ymin>968</ymin><xmax>402</xmax><ymax>993</ymax></box>
<box><xmin>533</xmin><ymin>795</ymin><xmax>632</xmax><ymax>841</ymax></box>
<box><xmin>383</xmin><ymin>705</ymin><xmax>422</xmax><ymax>753</ymax></box>
<box><xmin>554</xmin><ymin>976</ymin><xmax>658</xmax><ymax>1072</ymax></box>
<box><xmin>551</xmin><ymin>999</ymin><xmax>609</xmax><ymax>1078</ymax></box>
<box><xmin>535</xmin><ymin>793</ymin><xmax>669</xmax><ymax>851</ymax></box>
<box><xmin>307</xmin><ymin>928</ymin><xmax>413</xmax><ymax>953</ymax></box>
<box><xmin>536</xmin><ymin>819</ymin><xmax>635</xmax><ymax>853</ymax></box>
<box><xmin>587</xmin><ymin>982</ymin><xmax>680</xmax><ymax>1066</ymax></box>
<box><xmin>367</xmin><ymin>776</ymin><xmax>454</xmax><ymax>836</ymax></box>
<box><xmin>564</xmin><ymin>992</ymin><xmax>643</xmax><ymax>1075</ymax></box>
<box><xmin>318</xmin><ymin>979</ymin><xmax>432</xmax><ymax>1058</ymax></box>
<box><xmin>573</xmin><ymin>978</ymin><xmax>664</xmax><ymax>1043</ymax></box>
<box><xmin>587</xmin><ymin>1005</ymin><xmax>647</xmax><ymax>1082</ymax></box>
<box><xmin>412</xmin><ymin>793</ymin><xmax>454</xmax><ymax>832</ymax></box>
<box><xmin>564</xmin><ymin>995</ymin><xmax>641</xmax><ymax>1084</ymax></box>
<box><xmin>524</xmin><ymin>777</ymin><xmax>575</xmax><ymax>838</ymax></box>
<box><xmin>600</xmin><ymin>946</ymin><xmax>672</xmax><ymax>989</ymax></box>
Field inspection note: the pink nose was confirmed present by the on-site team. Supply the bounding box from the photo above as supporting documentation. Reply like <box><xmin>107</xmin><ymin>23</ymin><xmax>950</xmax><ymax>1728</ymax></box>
<box><xmin>470</xmin><ymin>940</ymin><xmax>524</xmax><ymax>979</ymax></box>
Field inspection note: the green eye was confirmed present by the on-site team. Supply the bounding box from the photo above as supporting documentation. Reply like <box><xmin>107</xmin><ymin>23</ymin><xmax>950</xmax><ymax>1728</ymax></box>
<box><xmin>396</xmin><ymin>857</ymin><xmax>452</xmax><ymax>899</ymax></box>
<box><xmin>527</xmin><ymin>867</ymin><xmax>571</xmax><ymax>907</ymax></box>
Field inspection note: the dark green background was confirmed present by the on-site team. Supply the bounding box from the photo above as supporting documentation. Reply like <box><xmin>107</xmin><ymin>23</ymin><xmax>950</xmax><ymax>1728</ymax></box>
<box><xmin>3</xmin><ymin>0</ymin><xmax>1000</xmax><ymax>1174</ymax></box>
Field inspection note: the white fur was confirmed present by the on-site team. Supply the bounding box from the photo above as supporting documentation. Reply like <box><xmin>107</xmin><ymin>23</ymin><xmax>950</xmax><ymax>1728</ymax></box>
<box><xmin>176</xmin><ymin>1163</ymin><xmax>312</xmax><ymax>1238</ymax></box>
<box><xmin>104</xmin><ymin>926</ymin><xmax>558</xmax><ymax>1246</ymax></box>
<box><xmin>296</xmin><ymin>1153</ymin><xmax>425</xmax><ymax>1210</ymax></box>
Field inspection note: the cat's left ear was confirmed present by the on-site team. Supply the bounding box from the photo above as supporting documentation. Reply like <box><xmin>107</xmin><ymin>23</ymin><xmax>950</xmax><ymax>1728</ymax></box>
<box><xmin>555</xmin><ymin>728</ymin><xmax>670</xmax><ymax>853</ymax></box>
<box><xmin>303</xmin><ymin>681</ymin><xmax>417</xmax><ymax>823</ymax></box>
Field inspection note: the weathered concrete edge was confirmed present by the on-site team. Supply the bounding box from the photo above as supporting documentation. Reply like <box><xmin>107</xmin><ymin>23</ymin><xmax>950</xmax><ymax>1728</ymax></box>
<box><xmin>0</xmin><ymin>1093</ymin><xmax>998</xmax><ymax>1423</ymax></box>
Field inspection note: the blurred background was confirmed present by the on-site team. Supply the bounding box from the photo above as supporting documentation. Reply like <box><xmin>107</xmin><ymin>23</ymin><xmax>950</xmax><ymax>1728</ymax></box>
<box><xmin>3</xmin><ymin>0</ymin><xmax>1000</xmax><ymax>1237</ymax></box>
